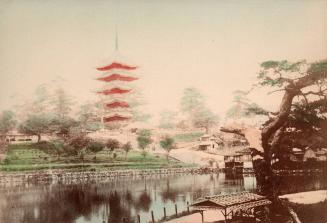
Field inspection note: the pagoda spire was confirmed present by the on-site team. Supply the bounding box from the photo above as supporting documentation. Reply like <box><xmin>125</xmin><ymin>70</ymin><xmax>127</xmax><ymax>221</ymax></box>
<box><xmin>115</xmin><ymin>26</ymin><xmax>119</xmax><ymax>52</ymax></box>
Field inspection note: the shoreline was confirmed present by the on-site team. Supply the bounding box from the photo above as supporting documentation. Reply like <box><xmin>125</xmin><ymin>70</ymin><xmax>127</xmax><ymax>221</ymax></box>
<box><xmin>280</xmin><ymin>190</ymin><xmax>327</xmax><ymax>205</ymax></box>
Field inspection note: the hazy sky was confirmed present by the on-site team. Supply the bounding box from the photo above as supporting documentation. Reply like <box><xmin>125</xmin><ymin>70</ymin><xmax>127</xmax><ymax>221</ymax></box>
<box><xmin>0</xmin><ymin>0</ymin><xmax>326</xmax><ymax>120</ymax></box>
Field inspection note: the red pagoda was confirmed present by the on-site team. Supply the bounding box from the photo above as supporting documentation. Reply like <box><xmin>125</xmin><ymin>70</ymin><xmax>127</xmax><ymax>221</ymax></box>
<box><xmin>96</xmin><ymin>60</ymin><xmax>139</xmax><ymax>127</ymax></box>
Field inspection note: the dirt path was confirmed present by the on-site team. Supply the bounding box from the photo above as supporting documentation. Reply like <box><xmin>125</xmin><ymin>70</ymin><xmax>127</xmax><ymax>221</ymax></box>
<box><xmin>280</xmin><ymin>190</ymin><xmax>327</xmax><ymax>204</ymax></box>
<box><xmin>170</xmin><ymin>147</ymin><xmax>224</xmax><ymax>166</ymax></box>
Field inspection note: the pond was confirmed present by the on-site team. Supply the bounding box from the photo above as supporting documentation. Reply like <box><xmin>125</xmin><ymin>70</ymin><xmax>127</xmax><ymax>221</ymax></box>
<box><xmin>0</xmin><ymin>173</ymin><xmax>326</xmax><ymax>223</ymax></box>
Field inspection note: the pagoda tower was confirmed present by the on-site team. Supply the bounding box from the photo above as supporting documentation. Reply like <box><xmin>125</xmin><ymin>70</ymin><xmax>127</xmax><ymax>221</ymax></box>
<box><xmin>96</xmin><ymin>59</ymin><xmax>139</xmax><ymax>128</ymax></box>
<box><xmin>95</xmin><ymin>28</ymin><xmax>145</xmax><ymax>129</ymax></box>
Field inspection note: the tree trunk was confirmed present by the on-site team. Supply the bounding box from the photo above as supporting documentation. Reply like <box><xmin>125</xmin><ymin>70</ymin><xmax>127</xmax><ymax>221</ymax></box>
<box><xmin>280</xmin><ymin>200</ymin><xmax>302</xmax><ymax>223</ymax></box>
<box><xmin>0</xmin><ymin>135</ymin><xmax>6</xmax><ymax>143</ymax></box>
<box><xmin>259</xmin><ymin>89</ymin><xmax>298</xmax><ymax>201</ymax></box>
<box><xmin>37</xmin><ymin>134</ymin><xmax>41</xmax><ymax>142</ymax></box>
<box><xmin>285</xmin><ymin>205</ymin><xmax>302</xmax><ymax>223</ymax></box>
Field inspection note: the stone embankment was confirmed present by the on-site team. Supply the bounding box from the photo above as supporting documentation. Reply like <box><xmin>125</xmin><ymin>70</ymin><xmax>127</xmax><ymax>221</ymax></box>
<box><xmin>273</xmin><ymin>169</ymin><xmax>323</xmax><ymax>175</ymax></box>
<box><xmin>0</xmin><ymin>167</ymin><xmax>218</xmax><ymax>185</ymax></box>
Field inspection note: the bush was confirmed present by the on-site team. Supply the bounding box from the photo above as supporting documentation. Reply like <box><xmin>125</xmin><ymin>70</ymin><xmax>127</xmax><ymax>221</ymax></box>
<box><xmin>34</xmin><ymin>141</ymin><xmax>56</xmax><ymax>154</ymax></box>
<box><xmin>10</xmin><ymin>152</ymin><xmax>19</xmax><ymax>160</ymax></box>
<box><xmin>137</xmin><ymin>129</ymin><xmax>152</xmax><ymax>150</ymax></box>
<box><xmin>141</xmin><ymin>150</ymin><xmax>148</xmax><ymax>159</ymax></box>
<box><xmin>64</xmin><ymin>134</ymin><xmax>90</xmax><ymax>157</ymax></box>
<box><xmin>3</xmin><ymin>157</ymin><xmax>10</xmax><ymax>165</ymax></box>
<box><xmin>87</xmin><ymin>141</ymin><xmax>105</xmax><ymax>153</ymax></box>
<box><xmin>105</xmin><ymin>139</ymin><xmax>120</xmax><ymax>154</ymax></box>
<box><xmin>62</xmin><ymin>144</ymin><xmax>78</xmax><ymax>156</ymax></box>
<box><xmin>122</xmin><ymin>142</ymin><xmax>132</xmax><ymax>159</ymax></box>
<box><xmin>105</xmin><ymin>139</ymin><xmax>120</xmax><ymax>149</ymax></box>
<box><xmin>33</xmin><ymin>140</ymin><xmax>66</xmax><ymax>157</ymax></box>
<box><xmin>67</xmin><ymin>134</ymin><xmax>90</xmax><ymax>149</ymax></box>
<box><xmin>51</xmin><ymin>140</ymin><xmax>65</xmax><ymax>156</ymax></box>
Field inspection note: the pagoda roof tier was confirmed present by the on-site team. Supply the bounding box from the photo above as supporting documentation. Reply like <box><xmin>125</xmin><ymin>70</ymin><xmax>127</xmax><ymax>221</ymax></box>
<box><xmin>97</xmin><ymin>88</ymin><xmax>131</xmax><ymax>95</ymax></box>
<box><xmin>106</xmin><ymin>101</ymin><xmax>130</xmax><ymax>108</ymax></box>
<box><xmin>97</xmin><ymin>74</ymin><xmax>138</xmax><ymax>82</ymax></box>
<box><xmin>102</xmin><ymin>110</ymin><xmax>132</xmax><ymax>117</ymax></box>
<box><xmin>98</xmin><ymin>82</ymin><xmax>136</xmax><ymax>91</ymax></box>
<box><xmin>99</xmin><ymin>95</ymin><xmax>130</xmax><ymax>102</ymax></box>
<box><xmin>97</xmin><ymin>62</ymin><xmax>137</xmax><ymax>71</ymax></box>
<box><xmin>104</xmin><ymin>115</ymin><xmax>131</xmax><ymax>122</ymax></box>
<box><xmin>97</xmin><ymin>69</ymin><xmax>140</xmax><ymax>77</ymax></box>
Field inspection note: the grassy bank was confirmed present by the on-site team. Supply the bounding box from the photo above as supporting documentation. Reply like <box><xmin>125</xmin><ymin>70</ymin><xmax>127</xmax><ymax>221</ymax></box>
<box><xmin>0</xmin><ymin>143</ymin><xmax>195</xmax><ymax>172</ymax></box>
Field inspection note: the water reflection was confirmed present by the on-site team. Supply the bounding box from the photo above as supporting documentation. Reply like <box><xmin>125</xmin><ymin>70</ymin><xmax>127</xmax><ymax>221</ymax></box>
<box><xmin>0</xmin><ymin>173</ymin><xmax>325</xmax><ymax>223</ymax></box>
<box><xmin>277</xmin><ymin>174</ymin><xmax>327</xmax><ymax>195</ymax></box>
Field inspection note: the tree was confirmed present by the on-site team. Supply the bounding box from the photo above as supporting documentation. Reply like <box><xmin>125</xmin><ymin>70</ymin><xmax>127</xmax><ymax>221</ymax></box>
<box><xmin>77</xmin><ymin>102</ymin><xmax>101</xmax><ymax>131</ymax></box>
<box><xmin>159</xmin><ymin>110</ymin><xmax>177</xmax><ymax>129</ymax></box>
<box><xmin>192</xmin><ymin>107</ymin><xmax>219</xmax><ymax>133</ymax></box>
<box><xmin>259</xmin><ymin>60</ymin><xmax>327</xmax><ymax>169</ymax></box>
<box><xmin>137</xmin><ymin>129</ymin><xmax>152</xmax><ymax>150</ymax></box>
<box><xmin>52</xmin><ymin>87</ymin><xmax>73</xmax><ymax>120</ymax></box>
<box><xmin>52</xmin><ymin>115</ymin><xmax>78</xmax><ymax>138</ymax></box>
<box><xmin>13</xmin><ymin>84</ymin><xmax>50</xmax><ymax>121</ymax></box>
<box><xmin>34</xmin><ymin>140</ymin><xmax>65</xmax><ymax>160</ymax></box>
<box><xmin>105</xmin><ymin>139</ymin><xmax>120</xmax><ymax>159</ymax></box>
<box><xmin>87</xmin><ymin>140</ymin><xmax>105</xmax><ymax>161</ymax></box>
<box><xmin>32</xmin><ymin>84</ymin><xmax>50</xmax><ymax>113</ymax></box>
<box><xmin>128</xmin><ymin>91</ymin><xmax>152</xmax><ymax>123</ymax></box>
<box><xmin>122</xmin><ymin>141</ymin><xmax>132</xmax><ymax>160</ymax></box>
<box><xmin>180</xmin><ymin>87</ymin><xmax>218</xmax><ymax>132</ymax></box>
<box><xmin>180</xmin><ymin>87</ymin><xmax>205</xmax><ymax>114</ymax></box>
<box><xmin>221</xmin><ymin>59</ymin><xmax>327</xmax><ymax>222</ymax></box>
<box><xmin>52</xmin><ymin>139</ymin><xmax>65</xmax><ymax>160</ymax></box>
<box><xmin>30</xmin><ymin>87</ymin><xmax>75</xmax><ymax>137</ymax></box>
<box><xmin>141</xmin><ymin>150</ymin><xmax>148</xmax><ymax>159</ymax></box>
<box><xmin>226</xmin><ymin>90</ymin><xmax>269</xmax><ymax>121</ymax></box>
<box><xmin>0</xmin><ymin>110</ymin><xmax>16</xmax><ymax>135</ymax></box>
<box><xmin>66</xmin><ymin>134</ymin><xmax>90</xmax><ymax>158</ymax></box>
<box><xmin>160</xmin><ymin>136</ymin><xmax>175</xmax><ymax>161</ymax></box>
<box><xmin>131</xmin><ymin>110</ymin><xmax>152</xmax><ymax>123</ymax></box>
<box><xmin>226</xmin><ymin>90</ymin><xmax>249</xmax><ymax>118</ymax></box>
<box><xmin>19</xmin><ymin>113</ymin><xmax>54</xmax><ymax>142</ymax></box>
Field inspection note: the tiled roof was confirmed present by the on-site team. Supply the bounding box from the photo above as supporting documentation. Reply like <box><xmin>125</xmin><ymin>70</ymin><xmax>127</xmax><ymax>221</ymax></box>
<box><xmin>191</xmin><ymin>191</ymin><xmax>271</xmax><ymax>212</ymax></box>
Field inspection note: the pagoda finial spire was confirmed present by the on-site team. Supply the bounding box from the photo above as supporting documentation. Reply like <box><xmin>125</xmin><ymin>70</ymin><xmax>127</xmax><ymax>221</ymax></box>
<box><xmin>115</xmin><ymin>25</ymin><xmax>119</xmax><ymax>51</ymax></box>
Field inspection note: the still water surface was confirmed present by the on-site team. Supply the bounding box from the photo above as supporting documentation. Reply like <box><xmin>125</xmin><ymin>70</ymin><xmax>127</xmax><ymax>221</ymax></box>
<box><xmin>0</xmin><ymin>173</ymin><xmax>325</xmax><ymax>223</ymax></box>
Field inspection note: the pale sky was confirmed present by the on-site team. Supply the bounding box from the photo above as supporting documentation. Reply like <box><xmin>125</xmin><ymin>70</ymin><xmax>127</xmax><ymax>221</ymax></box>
<box><xmin>0</xmin><ymin>0</ymin><xmax>326</xmax><ymax>120</ymax></box>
